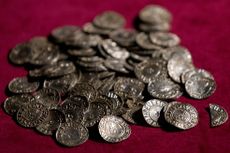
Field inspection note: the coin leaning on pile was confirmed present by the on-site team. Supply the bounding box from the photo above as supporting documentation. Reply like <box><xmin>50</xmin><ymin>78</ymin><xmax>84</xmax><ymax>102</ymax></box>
<box><xmin>3</xmin><ymin>4</ymin><xmax>228</xmax><ymax>147</ymax></box>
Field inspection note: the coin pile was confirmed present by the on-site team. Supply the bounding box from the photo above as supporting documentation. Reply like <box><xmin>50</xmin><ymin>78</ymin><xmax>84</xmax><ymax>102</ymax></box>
<box><xmin>3</xmin><ymin>4</ymin><xmax>228</xmax><ymax>147</ymax></box>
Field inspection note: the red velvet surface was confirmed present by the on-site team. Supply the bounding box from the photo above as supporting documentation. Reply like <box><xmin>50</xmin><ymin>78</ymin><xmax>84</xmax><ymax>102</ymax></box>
<box><xmin>0</xmin><ymin>0</ymin><xmax>230</xmax><ymax>153</ymax></box>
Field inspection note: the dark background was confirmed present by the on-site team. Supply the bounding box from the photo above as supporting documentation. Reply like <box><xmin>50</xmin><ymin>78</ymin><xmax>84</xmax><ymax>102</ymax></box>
<box><xmin>0</xmin><ymin>0</ymin><xmax>230</xmax><ymax>153</ymax></box>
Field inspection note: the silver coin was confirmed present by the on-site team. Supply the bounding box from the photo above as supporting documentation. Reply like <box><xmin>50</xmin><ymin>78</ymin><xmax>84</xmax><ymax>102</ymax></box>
<box><xmin>147</xmin><ymin>77</ymin><xmax>183</xmax><ymax>99</ymax></box>
<box><xmin>134</xmin><ymin>58</ymin><xmax>167</xmax><ymax>83</ymax></box>
<box><xmin>34</xmin><ymin>88</ymin><xmax>61</xmax><ymax>109</ymax></box>
<box><xmin>56</xmin><ymin>122</ymin><xmax>89</xmax><ymax>147</ymax></box>
<box><xmin>167</xmin><ymin>54</ymin><xmax>194</xmax><ymax>83</ymax></box>
<box><xmin>93</xmin><ymin>11</ymin><xmax>125</xmax><ymax>30</ymax></box>
<box><xmin>114</xmin><ymin>77</ymin><xmax>145</xmax><ymax>98</ymax></box>
<box><xmin>101</xmin><ymin>39</ymin><xmax>130</xmax><ymax>60</ymax></box>
<box><xmin>109</xmin><ymin>29</ymin><xmax>137</xmax><ymax>47</ymax></box>
<box><xmin>83</xmin><ymin>22</ymin><xmax>112</xmax><ymax>35</ymax></box>
<box><xmin>209</xmin><ymin>104</ymin><xmax>228</xmax><ymax>127</ymax></box>
<box><xmin>139</xmin><ymin>5</ymin><xmax>172</xmax><ymax>24</ymax></box>
<box><xmin>67</xmin><ymin>48</ymin><xmax>97</xmax><ymax>57</ymax></box>
<box><xmin>149</xmin><ymin>32</ymin><xmax>180</xmax><ymax>47</ymax></box>
<box><xmin>185</xmin><ymin>74</ymin><xmax>216</xmax><ymax>99</ymax></box>
<box><xmin>16</xmin><ymin>102</ymin><xmax>49</xmax><ymax>128</ymax></box>
<box><xmin>8</xmin><ymin>76</ymin><xmax>40</xmax><ymax>94</ymax></box>
<box><xmin>142</xmin><ymin>99</ymin><xmax>167</xmax><ymax>127</ymax></box>
<box><xmin>36</xmin><ymin>109</ymin><xmax>64</xmax><ymax>135</ymax></box>
<box><xmin>98</xmin><ymin>115</ymin><xmax>131</xmax><ymax>143</ymax></box>
<box><xmin>161</xmin><ymin>46</ymin><xmax>192</xmax><ymax>61</ymax></box>
<box><xmin>138</xmin><ymin>22</ymin><xmax>171</xmax><ymax>32</ymax></box>
<box><xmin>181</xmin><ymin>68</ymin><xmax>214</xmax><ymax>84</ymax></box>
<box><xmin>104</xmin><ymin>58</ymin><xmax>129</xmax><ymax>74</ymax></box>
<box><xmin>3</xmin><ymin>94</ymin><xmax>35</xmax><ymax>116</ymax></box>
<box><xmin>164</xmin><ymin>102</ymin><xmax>199</xmax><ymax>130</ymax></box>
<box><xmin>136</xmin><ymin>32</ymin><xmax>162</xmax><ymax>50</ymax></box>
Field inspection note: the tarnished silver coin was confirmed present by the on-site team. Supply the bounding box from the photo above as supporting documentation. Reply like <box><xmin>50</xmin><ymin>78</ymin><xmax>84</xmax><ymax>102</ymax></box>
<box><xmin>101</xmin><ymin>39</ymin><xmax>130</xmax><ymax>60</ymax></box>
<box><xmin>167</xmin><ymin>54</ymin><xmax>194</xmax><ymax>83</ymax></box>
<box><xmin>56</xmin><ymin>122</ymin><xmax>89</xmax><ymax>147</ymax></box>
<box><xmin>138</xmin><ymin>22</ymin><xmax>170</xmax><ymax>32</ymax></box>
<box><xmin>134</xmin><ymin>58</ymin><xmax>167</xmax><ymax>83</ymax></box>
<box><xmin>185</xmin><ymin>74</ymin><xmax>216</xmax><ymax>99</ymax></box>
<box><xmin>98</xmin><ymin>115</ymin><xmax>131</xmax><ymax>143</ymax></box>
<box><xmin>3</xmin><ymin>94</ymin><xmax>35</xmax><ymax>116</ymax></box>
<box><xmin>139</xmin><ymin>5</ymin><xmax>172</xmax><ymax>24</ymax></box>
<box><xmin>8</xmin><ymin>77</ymin><xmax>40</xmax><ymax>94</ymax></box>
<box><xmin>36</xmin><ymin>109</ymin><xmax>64</xmax><ymax>135</ymax></box>
<box><xmin>148</xmin><ymin>77</ymin><xmax>183</xmax><ymax>99</ymax></box>
<box><xmin>44</xmin><ymin>73</ymin><xmax>79</xmax><ymax>95</ymax></box>
<box><xmin>209</xmin><ymin>104</ymin><xmax>228</xmax><ymax>127</ymax></box>
<box><xmin>104</xmin><ymin>58</ymin><xmax>129</xmax><ymax>74</ymax></box>
<box><xmin>34</xmin><ymin>88</ymin><xmax>61</xmax><ymax>109</ymax></box>
<box><xmin>114</xmin><ymin>77</ymin><xmax>145</xmax><ymax>98</ymax></box>
<box><xmin>181</xmin><ymin>68</ymin><xmax>214</xmax><ymax>84</ymax></box>
<box><xmin>44</xmin><ymin>61</ymin><xmax>76</xmax><ymax>78</ymax></box>
<box><xmin>142</xmin><ymin>99</ymin><xmax>167</xmax><ymax>127</ymax></box>
<box><xmin>161</xmin><ymin>46</ymin><xmax>192</xmax><ymax>61</ymax></box>
<box><xmin>149</xmin><ymin>32</ymin><xmax>180</xmax><ymax>47</ymax></box>
<box><xmin>164</xmin><ymin>102</ymin><xmax>199</xmax><ymax>130</ymax></box>
<box><xmin>136</xmin><ymin>32</ymin><xmax>162</xmax><ymax>50</ymax></box>
<box><xmin>16</xmin><ymin>102</ymin><xmax>49</xmax><ymax>128</ymax></box>
<box><xmin>67</xmin><ymin>48</ymin><xmax>97</xmax><ymax>57</ymax></box>
<box><xmin>93</xmin><ymin>11</ymin><xmax>125</xmax><ymax>30</ymax></box>
<box><xmin>109</xmin><ymin>29</ymin><xmax>137</xmax><ymax>47</ymax></box>
<box><xmin>9</xmin><ymin>42</ymin><xmax>32</xmax><ymax>65</ymax></box>
<box><xmin>51</xmin><ymin>25</ymin><xmax>81</xmax><ymax>44</ymax></box>
<box><xmin>83</xmin><ymin>22</ymin><xmax>112</xmax><ymax>35</ymax></box>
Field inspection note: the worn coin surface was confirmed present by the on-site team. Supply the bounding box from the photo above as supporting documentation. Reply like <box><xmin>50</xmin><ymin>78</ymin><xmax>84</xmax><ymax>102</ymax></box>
<box><xmin>17</xmin><ymin>102</ymin><xmax>49</xmax><ymax>128</ymax></box>
<box><xmin>142</xmin><ymin>99</ymin><xmax>167</xmax><ymax>127</ymax></box>
<box><xmin>134</xmin><ymin>58</ymin><xmax>167</xmax><ymax>83</ymax></box>
<box><xmin>147</xmin><ymin>77</ymin><xmax>183</xmax><ymax>99</ymax></box>
<box><xmin>185</xmin><ymin>74</ymin><xmax>216</xmax><ymax>99</ymax></box>
<box><xmin>98</xmin><ymin>115</ymin><xmax>131</xmax><ymax>143</ymax></box>
<box><xmin>164</xmin><ymin>102</ymin><xmax>199</xmax><ymax>130</ymax></box>
<box><xmin>8</xmin><ymin>77</ymin><xmax>40</xmax><ymax>94</ymax></box>
<box><xmin>3</xmin><ymin>94</ymin><xmax>35</xmax><ymax>116</ymax></box>
<box><xmin>136</xmin><ymin>32</ymin><xmax>162</xmax><ymax>50</ymax></box>
<box><xmin>209</xmin><ymin>104</ymin><xmax>228</xmax><ymax>127</ymax></box>
<box><xmin>56</xmin><ymin>122</ymin><xmax>89</xmax><ymax>147</ymax></box>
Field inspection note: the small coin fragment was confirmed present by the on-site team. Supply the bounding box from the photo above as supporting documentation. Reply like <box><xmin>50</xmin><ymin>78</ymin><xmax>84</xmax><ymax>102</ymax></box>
<box><xmin>56</xmin><ymin>122</ymin><xmax>89</xmax><ymax>147</ymax></box>
<box><xmin>98</xmin><ymin>115</ymin><xmax>131</xmax><ymax>143</ymax></box>
<box><xmin>164</xmin><ymin>102</ymin><xmax>199</xmax><ymax>130</ymax></box>
<box><xmin>209</xmin><ymin>104</ymin><xmax>228</xmax><ymax>127</ymax></box>
<box><xmin>142</xmin><ymin>99</ymin><xmax>167</xmax><ymax>127</ymax></box>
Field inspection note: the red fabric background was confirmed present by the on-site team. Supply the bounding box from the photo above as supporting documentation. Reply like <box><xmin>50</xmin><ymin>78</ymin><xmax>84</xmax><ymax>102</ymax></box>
<box><xmin>0</xmin><ymin>0</ymin><xmax>230</xmax><ymax>153</ymax></box>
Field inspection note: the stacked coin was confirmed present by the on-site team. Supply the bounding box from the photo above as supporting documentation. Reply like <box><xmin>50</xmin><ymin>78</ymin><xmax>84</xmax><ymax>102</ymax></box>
<box><xmin>3</xmin><ymin>4</ymin><xmax>228</xmax><ymax>147</ymax></box>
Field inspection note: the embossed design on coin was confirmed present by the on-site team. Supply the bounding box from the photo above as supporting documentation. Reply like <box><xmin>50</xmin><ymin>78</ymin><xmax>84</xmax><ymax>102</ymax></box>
<box><xmin>99</xmin><ymin>115</ymin><xmax>131</xmax><ymax>143</ymax></box>
<box><xmin>164</xmin><ymin>102</ymin><xmax>199</xmax><ymax>130</ymax></box>
<box><xmin>209</xmin><ymin>104</ymin><xmax>228</xmax><ymax>127</ymax></box>
<box><xmin>147</xmin><ymin>77</ymin><xmax>183</xmax><ymax>99</ymax></box>
<box><xmin>56</xmin><ymin>122</ymin><xmax>89</xmax><ymax>147</ymax></box>
<box><xmin>142</xmin><ymin>99</ymin><xmax>167</xmax><ymax>127</ymax></box>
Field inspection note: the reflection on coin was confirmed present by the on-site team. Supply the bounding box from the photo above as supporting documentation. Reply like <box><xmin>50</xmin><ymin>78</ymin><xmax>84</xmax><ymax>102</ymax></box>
<box><xmin>209</xmin><ymin>104</ymin><xmax>228</xmax><ymax>127</ymax></box>
<box><xmin>148</xmin><ymin>77</ymin><xmax>183</xmax><ymax>99</ymax></box>
<box><xmin>185</xmin><ymin>74</ymin><xmax>216</xmax><ymax>99</ymax></box>
<box><xmin>164</xmin><ymin>102</ymin><xmax>199</xmax><ymax>130</ymax></box>
<box><xmin>167</xmin><ymin>54</ymin><xmax>194</xmax><ymax>83</ymax></box>
<box><xmin>17</xmin><ymin>102</ymin><xmax>49</xmax><ymax>128</ymax></box>
<box><xmin>99</xmin><ymin>115</ymin><xmax>131</xmax><ymax>143</ymax></box>
<box><xmin>142</xmin><ymin>99</ymin><xmax>167</xmax><ymax>127</ymax></box>
<box><xmin>56</xmin><ymin>122</ymin><xmax>89</xmax><ymax>147</ymax></box>
<box><xmin>134</xmin><ymin>58</ymin><xmax>167</xmax><ymax>83</ymax></box>
<box><xmin>8</xmin><ymin>77</ymin><xmax>40</xmax><ymax>94</ymax></box>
